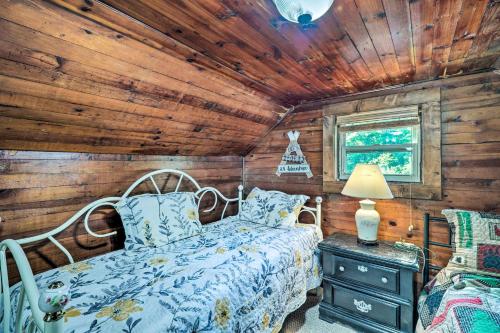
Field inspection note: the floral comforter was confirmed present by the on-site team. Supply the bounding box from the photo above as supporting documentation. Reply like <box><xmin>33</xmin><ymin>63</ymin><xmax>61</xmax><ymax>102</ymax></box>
<box><xmin>417</xmin><ymin>267</ymin><xmax>500</xmax><ymax>333</ymax></box>
<box><xmin>3</xmin><ymin>217</ymin><xmax>322</xmax><ymax>333</ymax></box>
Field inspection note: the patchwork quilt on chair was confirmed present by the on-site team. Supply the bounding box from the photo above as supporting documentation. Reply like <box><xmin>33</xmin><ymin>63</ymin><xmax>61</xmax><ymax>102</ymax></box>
<box><xmin>417</xmin><ymin>269</ymin><xmax>500</xmax><ymax>333</ymax></box>
<box><xmin>442</xmin><ymin>210</ymin><xmax>500</xmax><ymax>276</ymax></box>
<box><xmin>2</xmin><ymin>217</ymin><xmax>322</xmax><ymax>333</ymax></box>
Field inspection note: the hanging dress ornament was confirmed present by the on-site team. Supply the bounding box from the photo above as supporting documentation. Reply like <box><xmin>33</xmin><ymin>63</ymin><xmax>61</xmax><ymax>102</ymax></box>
<box><xmin>276</xmin><ymin>131</ymin><xmax>313</xmax><ymax>178</ymax></box>
<box><xmin>272</xmin><ymin>0</ymin><xmax>334</xmax><ymax>25</ymax></box>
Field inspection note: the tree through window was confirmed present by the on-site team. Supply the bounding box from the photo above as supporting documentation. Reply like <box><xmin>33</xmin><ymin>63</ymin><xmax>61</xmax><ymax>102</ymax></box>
<box><xmin>337</xmin><ymin>106</ymin><xmax>421</xmax><ymax>183</ymax></box>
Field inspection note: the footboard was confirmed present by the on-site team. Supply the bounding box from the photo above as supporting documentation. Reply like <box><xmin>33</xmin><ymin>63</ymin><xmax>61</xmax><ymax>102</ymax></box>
<box><xmin>1</xmin><ymin>195</ymin><xmax>122</xmax><ymax>333</ymax></box>
<box><xmin>256</xmin><ymin>190</ymin><xmax>323</xmax><ymax>239</ymax></box>
<box><xmin>298</xmin><ymin>197</ymin><xmax>323</xmax><ymax>240</ymax></box>
<box><xmin>0</xmin><ymin>169</ymin><xmax>243</xmax><ymax>333</ymax></box>
<box><xmin>1</xmin><ymin>239</ymin><xmax>44</xmax><ymax>333</ymax></box>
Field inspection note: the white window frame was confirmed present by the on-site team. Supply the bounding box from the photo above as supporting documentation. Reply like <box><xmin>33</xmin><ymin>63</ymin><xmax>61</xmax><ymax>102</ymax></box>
<box><xmin>336</xmin><ymin>106</ymin><xmax>422</xmax><ymax>183</ymax></box>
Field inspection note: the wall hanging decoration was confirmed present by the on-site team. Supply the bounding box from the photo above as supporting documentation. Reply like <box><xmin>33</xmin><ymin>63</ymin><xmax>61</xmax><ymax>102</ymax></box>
<box><xmin>276</xmin><ymin>130</ymin><xmax>313</xmax><ymax>178</ymax></box>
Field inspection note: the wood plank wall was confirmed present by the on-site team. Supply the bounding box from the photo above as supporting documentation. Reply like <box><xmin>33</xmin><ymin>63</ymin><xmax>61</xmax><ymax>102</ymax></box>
<box><xmin>0</xmin><ymin>151</ymin><xmax>243</xmax><ymax>282</ymax></box>
<box><xmin>244</xmin><ymin>71</ymin><xmax>500</xmax><ymax>268</ymax></box>
<box><xmin>0</xmin><ymin>0</ymin><xmax>283</xmax><ymax>156</ymax></box>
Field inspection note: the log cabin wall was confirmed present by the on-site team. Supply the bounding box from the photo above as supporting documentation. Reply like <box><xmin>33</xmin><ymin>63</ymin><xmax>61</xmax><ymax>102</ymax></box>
<box><xmin>244</xmin><ymin>71</ymin><xmax>500</xmax><ymax>267</ymax></box>
<box><xmin>0</xmin><ymin>151</ymin><xmax>243</xmax><ymax>281</ymax></box>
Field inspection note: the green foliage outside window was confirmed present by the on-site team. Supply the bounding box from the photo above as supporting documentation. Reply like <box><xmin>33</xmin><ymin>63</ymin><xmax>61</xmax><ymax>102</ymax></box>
<box><xmin>345</xmin><ymin>151</ymin><xmax>412</xmax><ymax>175</ymax></box>
<box><xmin>343</xmin><ymin>126</ymin><xmax>416</xmax><ymax>176</ymax></box>
<box><xmin>345</xmin><ymin>127</ymin><xmax>414</xmax><ymax>146</ymax></box>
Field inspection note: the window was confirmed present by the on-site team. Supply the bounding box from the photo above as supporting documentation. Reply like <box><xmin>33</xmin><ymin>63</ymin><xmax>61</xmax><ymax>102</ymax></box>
<box><xmin>337</xmin><ymin>106</ymin><xmax>421</xmax><ymax>183</ymax></box>
<box><xmin>322</xmin><ymin>88</ymin><xmax>442</xmax><ymax>200</ymax></box>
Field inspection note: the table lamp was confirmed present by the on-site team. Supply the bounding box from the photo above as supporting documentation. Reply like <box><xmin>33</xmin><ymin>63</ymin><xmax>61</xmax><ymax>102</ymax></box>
<box><xmin>341</xmin><ymin>164</ymin><xmax>393</xmax><ymax>246</ymax></box>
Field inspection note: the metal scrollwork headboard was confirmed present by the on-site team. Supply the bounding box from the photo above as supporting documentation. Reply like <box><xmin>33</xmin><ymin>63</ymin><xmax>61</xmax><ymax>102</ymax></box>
<box><xmin>8</xmin><ymin>169</ymin><xmax>243</xmax><ymax>266</ymax></box>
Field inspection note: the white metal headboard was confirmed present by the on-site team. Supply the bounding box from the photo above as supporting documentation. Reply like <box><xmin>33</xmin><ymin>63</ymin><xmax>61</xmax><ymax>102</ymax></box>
<box><xmin>120</xmin><ymin>168</ymin><xmax>244</xmax><ymax>225</ymax></box>
<box><xmin>15</xmin><ymin>169</ymin><xmax>242</xmax><ymax>265</ymax></box>
<box><xmin>263</xmin><ymin>190</ymin><xmax>323</xmax><ymax>239</ymax></box>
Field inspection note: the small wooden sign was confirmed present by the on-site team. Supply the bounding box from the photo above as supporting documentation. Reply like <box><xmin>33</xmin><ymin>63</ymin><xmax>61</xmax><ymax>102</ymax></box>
<box><xmin>276</xmin><ymin>131</ymin><xmax>313</xmax><ymax>178</ymax></box>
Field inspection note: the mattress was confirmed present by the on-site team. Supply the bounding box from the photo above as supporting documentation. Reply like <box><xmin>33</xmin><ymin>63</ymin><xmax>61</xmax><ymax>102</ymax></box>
<box><xmin>3</xmin><ymin>216</ymin><xmax>322</xmax><ymax>333</ymax></box>
<box><xmin>416</xmin><ymin>265</ymin><xmax>500</xmax><ymax>333</ymax></box>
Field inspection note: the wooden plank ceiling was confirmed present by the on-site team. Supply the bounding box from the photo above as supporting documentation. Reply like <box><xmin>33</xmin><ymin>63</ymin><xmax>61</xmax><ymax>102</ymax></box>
<box><xmin>87</xmin><ymin>0</ymin><xmax>498</xmax><ymax>105</ymax></box>
<box><xmin>0</xmin><ymin>0</ymin><xmax>498</xmax><ymax>155</ymax></box>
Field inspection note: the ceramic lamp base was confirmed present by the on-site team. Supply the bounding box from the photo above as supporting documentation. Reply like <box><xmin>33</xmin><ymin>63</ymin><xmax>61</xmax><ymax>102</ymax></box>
<box><xmin>357</xmin><ymin>238</ymin><xmax>379</xmax><ymax>246</ymax></box>
<box><xmin>355</xmin><ymin>199</ymin><xmax>381</xmax><ymax>245</ymax></box>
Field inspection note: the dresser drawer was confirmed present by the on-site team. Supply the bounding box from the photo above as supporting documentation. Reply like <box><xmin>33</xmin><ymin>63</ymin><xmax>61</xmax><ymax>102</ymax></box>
<box><xmin>323</xmin><ymin>254</ymin><xmax>399</xmax><ymax>292</ymax></box>
<box><xmin>327</xmin><ymin>283</ymin><xmax>400</xmax><ymax>328</ymax></box>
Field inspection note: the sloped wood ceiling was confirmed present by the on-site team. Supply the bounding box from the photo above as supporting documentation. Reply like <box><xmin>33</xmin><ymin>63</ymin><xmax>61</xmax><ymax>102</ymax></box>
<box><xmin>96</xmin><ymin>0</ymin><xmax>498</xmax><ymax>104</ymax></box>
<box><xmin>0</xmin><ymin>0</ymin><xmax>498</xmax><ymax>155</ymax></box>
<box><xmin>0</xmin><ymin>0</ymin><xmax>283</xmax><ymax>155</ymax></box>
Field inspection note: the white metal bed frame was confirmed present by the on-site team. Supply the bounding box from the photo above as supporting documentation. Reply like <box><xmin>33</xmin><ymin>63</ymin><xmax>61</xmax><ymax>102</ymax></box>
<box><xmin>0</xmin><ymin>169</ymin><xmax>322</xmax><ymax>333</ymax></box>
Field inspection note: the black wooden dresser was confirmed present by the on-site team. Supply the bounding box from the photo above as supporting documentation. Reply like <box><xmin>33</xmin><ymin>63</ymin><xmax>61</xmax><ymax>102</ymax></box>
<box><xmin>318</xmin><ymin>233</ymin><xmax>419</xmax><ymax>333</ymax></box>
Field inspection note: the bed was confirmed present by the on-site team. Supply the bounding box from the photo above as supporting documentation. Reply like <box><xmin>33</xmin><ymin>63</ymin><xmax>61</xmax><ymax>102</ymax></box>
<box><xmin>0</xmin><ymin>169</ymin><xmax>323</xmax><ymax>333</ymax></box>
<box><xmin>416</xmin><ymin>213</ymin><xmax>500</xmax><ymax>333</ymax></box>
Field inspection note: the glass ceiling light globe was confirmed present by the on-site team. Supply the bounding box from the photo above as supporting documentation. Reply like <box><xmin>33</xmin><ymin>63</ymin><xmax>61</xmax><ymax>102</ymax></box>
<box><xmin>273</xmin><ymin>0</ymin><xmax>334</xmax><ymax>24</ymax></box>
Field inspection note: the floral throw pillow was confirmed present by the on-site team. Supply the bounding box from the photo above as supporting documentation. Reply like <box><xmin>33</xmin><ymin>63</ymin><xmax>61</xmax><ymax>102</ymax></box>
<box><xmin>442</xmin><ymin>209</ymin><xmax>500</xmax><ymax>276</ymax></box>
<box><xmin>240</xmin><ymin>187</ymin><xmax>309</xmax><ymax>228</ymax></box>
<box><xmin>116</xmin><ymin>192</ymin><xmax>202</xmax><ymax>250</ymax></box>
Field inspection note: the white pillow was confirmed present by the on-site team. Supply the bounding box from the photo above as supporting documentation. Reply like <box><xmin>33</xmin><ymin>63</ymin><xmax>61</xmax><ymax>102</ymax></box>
<box><xmin>116</xmin><ymin>192</ymin><xmax>202</xmax><ymax>250</ymax></box>
<box><xmin>240</xmin><ymin>187</ymin><xmax>309</xmax><ymax>228</ymax></box>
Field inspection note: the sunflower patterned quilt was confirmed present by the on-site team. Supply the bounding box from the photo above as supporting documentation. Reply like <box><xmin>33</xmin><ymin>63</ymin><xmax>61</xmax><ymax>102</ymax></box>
<box><xmin>416</xmin><ymin>267</ymin><xmax>500</xmax><ymax>333</ymax></box>
<box><xmin>3</xmin><ymin>217</ymin><xmax>322</xmax><ymax>333</ymax></box>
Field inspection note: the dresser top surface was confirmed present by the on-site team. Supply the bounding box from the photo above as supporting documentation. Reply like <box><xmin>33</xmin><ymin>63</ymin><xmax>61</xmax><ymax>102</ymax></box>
<box><xmin>319</xmin><ymin>233</ymin><xmax>420</xmax><ymax>270</ymax></box>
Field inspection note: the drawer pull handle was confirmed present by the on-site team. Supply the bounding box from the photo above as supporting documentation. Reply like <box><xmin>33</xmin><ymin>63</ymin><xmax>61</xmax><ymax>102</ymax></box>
<box><xmin>381</xmin><ymin>277</ymin><xmax>388</xmax><ymax>284</ymax></box>
<box><xmin>353</xmin><ymin>299</ymin><xmax>372</xmax><ymax>313</ymax></box>
<box><xmin>339</xmin><ymin>265</ymin><xmax>345</xmax><ymax>272</ymax></box>
<box><xmin>357</xmin><ymin>265</ymin><xmax>368</xmax><ymax>273</ymax></box>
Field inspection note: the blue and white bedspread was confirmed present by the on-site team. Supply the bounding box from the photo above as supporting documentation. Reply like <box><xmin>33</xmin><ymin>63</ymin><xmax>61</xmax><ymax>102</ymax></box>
<box><xmin>5</xmin><ymin>217</ymin><xmax>322</xmax><ymax>333</ymax></box>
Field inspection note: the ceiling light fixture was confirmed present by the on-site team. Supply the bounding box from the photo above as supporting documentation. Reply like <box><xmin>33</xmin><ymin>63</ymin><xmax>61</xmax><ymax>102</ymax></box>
<box><xmin>272</xmin><ymin>0</ymin><xmax>334</xmax><ymax>25</ymax></box>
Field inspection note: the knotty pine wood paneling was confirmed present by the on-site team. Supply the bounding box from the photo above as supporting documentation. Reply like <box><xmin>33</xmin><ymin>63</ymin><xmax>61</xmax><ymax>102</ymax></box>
<box><xmin>0</xmin><ymin>0</ymin><xmax>283</xmax><ymax>156</ymax></box>
<box><xmin>0</xmin><ymin>151</ymin><xmax>243</xmax><ymax>282</ymax></box>
<box><xmin>244</xmin><ymin>71</ymin><xmax>500</xmax><ymax>269</ymax></box>
<box><xmin>84</xmin><ymin>0</ymin><xmax>498</xmax><ymax>104</ymax></box>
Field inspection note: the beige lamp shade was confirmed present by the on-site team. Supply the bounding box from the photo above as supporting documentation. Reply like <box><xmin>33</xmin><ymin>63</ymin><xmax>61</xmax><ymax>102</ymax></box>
<box><xmin>341</xmin><ymin>164</ymin><xmax>394</xmax><ymax>200</ymax></box>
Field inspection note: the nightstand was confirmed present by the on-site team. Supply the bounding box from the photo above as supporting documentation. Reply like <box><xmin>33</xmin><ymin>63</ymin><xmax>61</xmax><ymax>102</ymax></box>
<box><xmin>318</xmin><ymin>233</ymin><xmax>419</xmax><ymax>333</ymax></box>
